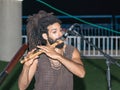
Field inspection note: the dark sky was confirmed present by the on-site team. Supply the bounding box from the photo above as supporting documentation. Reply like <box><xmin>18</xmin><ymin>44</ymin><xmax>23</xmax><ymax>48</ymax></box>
<box><xmin>22</xmin><ymin>0</ymin><xmax>120</xmax><ymax>16</ymax></box>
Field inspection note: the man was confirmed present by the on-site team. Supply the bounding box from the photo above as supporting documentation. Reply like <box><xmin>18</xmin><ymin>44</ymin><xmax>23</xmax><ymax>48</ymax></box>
<box><xmin>18</xmin><ymin>10</ymin><xmax>85</xmax><ymax>90</ymax></box>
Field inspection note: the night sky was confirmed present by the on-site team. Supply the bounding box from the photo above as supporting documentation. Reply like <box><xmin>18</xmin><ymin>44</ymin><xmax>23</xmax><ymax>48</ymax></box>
<box><xmin>22</xmin><ymin>0</ymin><xmax>120</xmax><ymax>16</ymax></box>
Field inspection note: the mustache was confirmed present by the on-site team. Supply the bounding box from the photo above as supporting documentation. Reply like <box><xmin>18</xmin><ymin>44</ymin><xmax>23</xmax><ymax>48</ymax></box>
<box><xmin>55</xmin><ymin>42</ymin><xmax>64</xmax><ymax>49</ymax></box>
<box><xmin>48</xmin><ymin>35</ymin><xmax>63</xmax><ymax>44</ymax></box>
<box><xmin>48</xmin><ymin>36</ymin><xmax>64</xmax><ymax>49</ymax></box>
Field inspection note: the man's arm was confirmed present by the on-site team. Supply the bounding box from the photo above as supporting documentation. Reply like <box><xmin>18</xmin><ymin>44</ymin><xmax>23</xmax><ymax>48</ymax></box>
<box><xmin>58</xmin><ymin>48</ymin><xmax>85</xmax><ymax>78</ymax></box>
<box><xmin>18</xmin><ymin>50</ymin><xmax>38</xmax><ymax>90</ymax></box>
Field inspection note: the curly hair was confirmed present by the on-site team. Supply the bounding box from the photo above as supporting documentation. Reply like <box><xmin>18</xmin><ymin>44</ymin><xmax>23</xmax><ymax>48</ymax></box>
<box><xmin>26</xmin><ymin>10</ymin><xmax>62</xmax><ymax>50</ymax></box>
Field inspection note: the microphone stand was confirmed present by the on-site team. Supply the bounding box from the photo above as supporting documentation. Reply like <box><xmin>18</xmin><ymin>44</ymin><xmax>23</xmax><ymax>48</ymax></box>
<box><xmin>70</xmin><ymin>23</ymin><xmax>120</xmax><ymax>90</ymax></box>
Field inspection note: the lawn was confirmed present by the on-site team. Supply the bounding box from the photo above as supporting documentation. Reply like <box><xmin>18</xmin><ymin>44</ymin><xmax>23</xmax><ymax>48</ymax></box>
<box><xmin>0</xmin><ymin>57</ymin><xmax>120</xmax><ymax>90</ymax></box>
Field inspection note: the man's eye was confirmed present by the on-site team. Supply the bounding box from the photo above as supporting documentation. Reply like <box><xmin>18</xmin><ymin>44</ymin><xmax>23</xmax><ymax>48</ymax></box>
<box><xmin>52</xmin><ymin>31</ymin><xmax>56</xmax><ymax>33</ymax></box>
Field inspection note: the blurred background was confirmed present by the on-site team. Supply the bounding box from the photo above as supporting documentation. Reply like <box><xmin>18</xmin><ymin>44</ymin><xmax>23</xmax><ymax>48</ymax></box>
<box><xmin>0</xmin><ymin>0</ymin><xmax>120</xmax><ymax>90</ymax></box>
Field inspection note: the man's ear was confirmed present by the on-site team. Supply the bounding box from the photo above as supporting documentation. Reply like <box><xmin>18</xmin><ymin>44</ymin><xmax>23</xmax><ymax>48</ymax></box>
<box><xmin>42</xmin><ymin>33</ymin><xmax>48</xmax><ymax>40</ymax></box>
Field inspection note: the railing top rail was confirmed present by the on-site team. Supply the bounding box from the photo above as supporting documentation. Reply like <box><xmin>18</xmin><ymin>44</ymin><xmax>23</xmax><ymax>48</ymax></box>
<box><xmin>22</xmin><ymin>15</ymin><xmax>116</xmax><ymax>19</ymax></box>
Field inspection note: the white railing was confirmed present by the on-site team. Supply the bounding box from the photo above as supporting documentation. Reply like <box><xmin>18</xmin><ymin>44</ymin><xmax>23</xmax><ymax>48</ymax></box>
<box><xmin>22</xmin><ymin>35</ymin><xmax>120</xmax><ymax>58</ymax></box>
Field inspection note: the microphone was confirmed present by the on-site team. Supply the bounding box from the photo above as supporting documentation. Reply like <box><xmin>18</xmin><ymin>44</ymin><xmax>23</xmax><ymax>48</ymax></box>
<box><xmin>68</xmin><ymin>23</ymin><xmax>76</xmax><ymax>31</ymax></box>
<box><xmin>60</xmin><ymin>23</ymin><xmax>77</xmax><ymax>40</ymax></box>
<box><xmin>67</xmin><ymin>23</ymin><xmax>81</xmax><ymax>36</ymax></box>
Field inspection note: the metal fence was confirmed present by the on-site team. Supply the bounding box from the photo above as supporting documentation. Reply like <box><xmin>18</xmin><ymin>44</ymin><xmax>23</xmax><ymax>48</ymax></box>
<box><xmin>66</xmin><ymin>36</ymin><xmax>120</xmax><ymax>58</ymax></box>
<box><xmin>22</xmin><ymin>35</ymin><xmax>120</xmax><ymax>58</ymax></box>
<box><xmin>22</xmin><ymin>15</ymin><xmax>120</xmax><ymax>58</ymax></box>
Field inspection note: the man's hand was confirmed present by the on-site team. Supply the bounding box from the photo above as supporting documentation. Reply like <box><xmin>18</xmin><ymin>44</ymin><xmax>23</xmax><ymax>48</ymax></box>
<box><xmin>37</xmin><ymin>45</ymin><xmax>62</xmax><ymax>60</ymax></box>
<box><xmin>23</xmin><ymin>49</ymin><xmax>39</xmax><ymax>67</ymax></box>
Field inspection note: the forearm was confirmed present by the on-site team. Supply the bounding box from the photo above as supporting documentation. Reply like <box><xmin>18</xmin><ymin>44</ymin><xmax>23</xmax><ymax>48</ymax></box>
<box><xmin>58</xmin><ymin>55</ymin><xmax>85</xmax><ymax>78</ymax></box>
<box><xmin>18</xmin><ymin>65</ymin><xmax>30</xmax><ymax>90</ymax></box>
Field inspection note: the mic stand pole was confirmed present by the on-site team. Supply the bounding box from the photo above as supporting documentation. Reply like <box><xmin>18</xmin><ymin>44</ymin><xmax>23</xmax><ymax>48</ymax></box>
<box><xmin>106</xmin><ymin>58</ymin><xmax>111</xmax><ymax>90</ymax></box>
<box><xmin>71</xmin><ymin>28</ymin><xmax>120</xmax><ymax>90</ymax></box>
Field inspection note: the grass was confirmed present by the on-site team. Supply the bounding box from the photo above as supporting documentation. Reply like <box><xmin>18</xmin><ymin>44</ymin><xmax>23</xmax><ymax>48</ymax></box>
<box><xmin>0</xmin><ymin>58</ymin><xmax>120</xmax><ymax>90</ymax></box>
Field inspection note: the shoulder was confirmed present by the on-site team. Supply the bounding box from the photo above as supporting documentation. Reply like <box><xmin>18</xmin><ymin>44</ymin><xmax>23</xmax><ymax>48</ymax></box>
<box><xmin>65</xmin><ymin>45</ymin><xmax>81</xmax><ymax>58</ymax></box>
<box><xmin>65</xmin><ymin>44</ymin><xmax>80</xmax><ymax>57</ymax></box>
<box><xmin>65</xmin><ymin>44</ymin><xmax>75</xmax><ymax>51</ymax></box>
<box><xmin>65</xmin><ymin>44</ymin><xmax>80</xmax><ymax>53</ymax></box>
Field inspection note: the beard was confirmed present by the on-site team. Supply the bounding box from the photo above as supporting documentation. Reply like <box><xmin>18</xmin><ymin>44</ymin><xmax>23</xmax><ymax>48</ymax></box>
<box><xmin>48</xmin><ymin>37</ymin><xmax>64</xmax><ymax>49</ymax></box>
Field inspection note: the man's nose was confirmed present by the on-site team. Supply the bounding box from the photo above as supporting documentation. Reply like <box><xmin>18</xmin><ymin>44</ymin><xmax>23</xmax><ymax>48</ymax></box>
<box><xmin>58</xmin><ymin>32</ymin><xmax>63</xmax><ymax>38</ymax></box>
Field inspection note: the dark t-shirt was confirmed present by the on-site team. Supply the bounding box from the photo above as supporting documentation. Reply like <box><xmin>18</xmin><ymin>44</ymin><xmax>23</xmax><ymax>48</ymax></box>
<box><xmin>34</xmin><ymin>45</ymin><xmax>74</xmax><ymax>90</ymax></box>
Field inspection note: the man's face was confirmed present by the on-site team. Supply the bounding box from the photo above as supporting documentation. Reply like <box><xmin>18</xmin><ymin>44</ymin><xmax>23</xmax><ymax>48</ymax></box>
<box><xmin>47</xmin><ymin>22</ymin><xmax>64</xmax><ymax>48</ymax></box>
